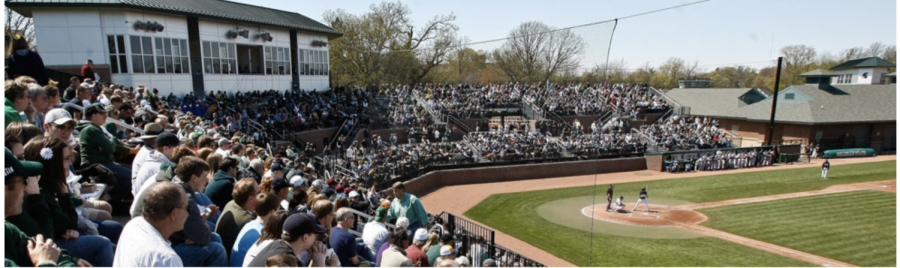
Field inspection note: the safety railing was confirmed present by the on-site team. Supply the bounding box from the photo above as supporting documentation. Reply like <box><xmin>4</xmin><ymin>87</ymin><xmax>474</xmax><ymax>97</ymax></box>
<box><xmin>437</xmin><ymin>211</ymin><xmax>546</xmax><ymax>267</ymax></box>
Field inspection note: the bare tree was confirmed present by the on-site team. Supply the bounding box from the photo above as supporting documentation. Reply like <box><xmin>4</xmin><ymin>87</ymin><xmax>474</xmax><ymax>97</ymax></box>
<box><xmin>5</xmin><ymin>7</ymin><xmax>36</xmax><ymax>51</ymax></box>
<box><xmin>324</xmin><ymin>2</ymin><xmax>458</xmax><ymax>87</ymax></box>
<box><xmin>491</xmin><ymin>21</ymin><xmax>584</xmax><ymax>83</ymax></box>
<box><xmin>881</xmin><ymin>45</ymin><xmax>896</xmax><ymax>64</ymax></box>
<box><xmin>864</xmin><ymin>42</ymin><xmax>887</xmax><ymax>58</ymax></box>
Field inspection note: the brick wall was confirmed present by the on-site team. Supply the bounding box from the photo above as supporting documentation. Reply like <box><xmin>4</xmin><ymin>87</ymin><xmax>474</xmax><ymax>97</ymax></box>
<box><xmin>403</xmin><ymin>157</ymin><xmax>648</xmax><ymax>196</ymax></box>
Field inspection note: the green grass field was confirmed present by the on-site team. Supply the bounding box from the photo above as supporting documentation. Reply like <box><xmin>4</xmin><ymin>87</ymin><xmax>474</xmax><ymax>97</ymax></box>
<box><xmin>465</xmin><ymin>160</ymin><xmax>895</xmax><ymax>266</ymax></box>
<box><xmin>699</xmin><ymin>191</ymin><xmax>896</xmax><ymax>267</ymax></box>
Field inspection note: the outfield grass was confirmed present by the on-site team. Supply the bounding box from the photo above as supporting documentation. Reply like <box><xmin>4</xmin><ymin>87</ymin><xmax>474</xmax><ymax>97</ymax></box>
<box><xmin>699</xmin><ymin>191</ymin><xmax>896</xmax><ymax>267</ymax></box>
<box><xmin>464</xmin><ymin>160</ymin><xmax>895</xmax><ymax>266</ymax></box>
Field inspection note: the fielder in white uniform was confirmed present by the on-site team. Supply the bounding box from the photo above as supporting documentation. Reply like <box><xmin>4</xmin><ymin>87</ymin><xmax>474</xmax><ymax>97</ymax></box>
<box><xmin>632</xmin><ymin>187</ymin><xmax>651</xmax><ymax>212</ymax></box>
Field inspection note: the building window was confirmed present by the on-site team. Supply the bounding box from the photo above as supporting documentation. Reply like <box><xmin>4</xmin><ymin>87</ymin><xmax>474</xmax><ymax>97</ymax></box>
<box><xmin>299</xmin><ymin>49</ymin><xmax>328</xmax><ymax>76</ymax></box>
<box><xmin>203</xmin><ymin>41</ymin><xmax>237</xmax><ymax>74</ymax></box>
<box><xmin>784</xmin><ymin>93</ymin><xmax>795</xmax><ymax>100</ymax></box>
<box><xmin>265</xmin><ymin>47</ymin><xmax>291</xmax><ymax>75</ymax></box>
<box><xmin>130</xmin><ymin>36</ymin><xmax>154</xmax><ymax>74</ymax></box>
<box><xmin>154</xmin><ymin>37</ymin><xmax>189</xmax><ymax>74</ymax></box>
<box><xmin>107</xmin><ymin>35</ymin><xmax>127</xmax><ymax>74</ymax></box>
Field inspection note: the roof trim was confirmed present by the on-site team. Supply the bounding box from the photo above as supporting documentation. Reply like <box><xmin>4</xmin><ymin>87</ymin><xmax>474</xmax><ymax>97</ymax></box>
<box><xmin>5</xmin><ymin>0</ymin><xmax>343</xmax><ymax>38</ymax></box>
<box><xmin>829</xmin><ymin>56</ymin><xmax>895</xmax><ymax>70</ymax></box>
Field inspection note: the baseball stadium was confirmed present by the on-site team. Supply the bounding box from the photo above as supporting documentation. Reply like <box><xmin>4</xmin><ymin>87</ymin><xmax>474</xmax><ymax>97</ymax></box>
<box><xmin>3</xmin><ymin>0</ymin><xmax>897</xmax><ymax>267</ymax></box>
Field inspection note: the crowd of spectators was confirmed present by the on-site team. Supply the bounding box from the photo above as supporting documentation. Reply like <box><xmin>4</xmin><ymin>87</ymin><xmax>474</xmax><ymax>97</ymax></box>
<box><xmin>641</xmin><ymin>115</ymin><xmax>733</xmax><ymax>151</ymax></box>
<box><xmin>664</xmin><ymin>149</ymin><xmax>776</xmax><ymax>173</ymax></box>
<box><xmin>418</xmin><ymin>84</ymin><xmax>523</xmax><ymax>119</ymax></box>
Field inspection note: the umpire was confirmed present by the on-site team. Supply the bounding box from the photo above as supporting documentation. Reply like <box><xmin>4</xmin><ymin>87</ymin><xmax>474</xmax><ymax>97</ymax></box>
<box><xmin>606</xmin><ymin>184</ymin><xmax>614</xmax><ymax>212</ymax></box>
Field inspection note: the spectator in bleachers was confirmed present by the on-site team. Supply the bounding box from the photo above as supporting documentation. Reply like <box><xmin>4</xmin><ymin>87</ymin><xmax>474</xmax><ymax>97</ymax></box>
<box><xmin>5</xmin><ymin>147</ymin><xmax>79</xmax><ymax>267</ymax></box>
<box><xmin>232</xmin><ymin>192</ymin><xmax>280</xmax><ymax>267</ymax></box>
<box><xmin>216</xmin><ymin>178</ymin><xmax>260</xmax><ymax>260</ymax></box>
<box><xmin>5</xmin><ymin>80</ymin><xmax>29</xmax><ymax>127</ymax></box>
<box><xmin>133</xmin><ymin>131</ymin><xmax>179</xmax><ymax>197</ymax></box>
<box><xmin>78</xmin><ymin>103</ymin><xmax>133</xmax><ymax>203</ymax></box>
<box><xmin>247</xmin><ymin>213</ymin><xmax>328</xmax><ymax>267</ymax></box>
<box><xmin>363</xmin><ymin>206</ymin><xmax>390</xmax><ymax>260</ymax></box>
<box><xmin>425</xmin><ymin>233</ymin><xmax>454</xmax><ymax>265</ymax></box>
<box><xmin>42</xmin><ymin>108</ymin><xmax>76</xmax><ymax>146</ymax></box>
<box><xmin>113</xmin><ymin>182</ymin><xmax>188</xmax><ymax>267</ymax></box>
<box><xmin>331</xmin><ymin>207</ymin><xmax>366</xmax><ymax>267</ymax></box>
<box><xmin>24</xmin><ymin>136</ymin><xmax>116</xmax><ymax>266</ymax></box>
<box><xmin>407</xmin><ymin>228</ymin><xmax>430</xmax><ymax>267</ymax></box>
<box><xmin>130</xmin><ymin>145</ymin><xmax>196</xmax><ymax>217</ymax></box>
<box><xmin>24</xmin><ymin>84</ymin><xmax>49</xmax><ymax>132</ymax></box>
<box><xmin>242</xmin><ymin>210</ymin><xmax>289</xmax><ymax>266</ymax></box>
<box><xmin>6</xmin><ymin>35</ymin><xmax>49</xmax><ymax>86</ymax></box>
<box><xmin>380</xmin><ymin>228</ymin><xmax>413</xmax><ymax>267</ymax></box>
<box><xmin>387</xmin><ymin>182</ymin><xmax>429</xmax><ymax>238</ymax></box>
<box><xmin>168</xmin><ymin>156</ymin><xmax>227</xmax><ymax>266</ymax></box>
<box><xmin>206</xmin><ymin>157</ymin><xmax>241</xmax><ymax>209</ymax></box>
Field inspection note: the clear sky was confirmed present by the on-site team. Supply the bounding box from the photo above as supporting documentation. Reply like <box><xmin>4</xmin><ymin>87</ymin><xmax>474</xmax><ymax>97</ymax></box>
<box><xmin>233</xmin><ymin>0</ymin><xmax>896</xmax><ymax>71</ymax></box>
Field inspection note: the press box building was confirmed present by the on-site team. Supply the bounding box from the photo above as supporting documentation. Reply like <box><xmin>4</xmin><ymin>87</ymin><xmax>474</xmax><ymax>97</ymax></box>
<box><xmin>6</xmin><ymin>0</ymin><xmax>342</xmax><ymax>96</ymax></box>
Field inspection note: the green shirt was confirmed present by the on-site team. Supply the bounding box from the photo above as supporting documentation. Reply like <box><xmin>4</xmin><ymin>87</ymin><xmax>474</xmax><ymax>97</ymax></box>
<box><xmin>425</xmin><ymin>245</ymin><xmax>441</xmax><ymax>267</ymax></box>
<box><xmin>5</xmin><ymin>97</ymin><xmax>24</xmax><ymax>129</ymax></box>
<box><xmin>386</xmin><ymin>193</ymin><xmax>429</xmax><ymax>227</ymax></box>
<box><xmin>78</xmin><ymin>123</ymin><xmax>119</xmax><ymax>165</ymax></box>
<box><xmin>6</xmin><ymin>221</ymin><xmax>77</xmax><ymax>267</ymax></box>
<box><xmin>215</xmin><ymin>200</ymin><xmax>255</xmax><ymax>258</ymax></box>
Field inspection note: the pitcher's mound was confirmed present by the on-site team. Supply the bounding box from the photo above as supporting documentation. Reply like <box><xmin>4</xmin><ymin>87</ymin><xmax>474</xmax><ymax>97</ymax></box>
<box><xmin>582</xmin><ymin>204</ymin><xmax>708</xmax><ymax>227</ymax></box>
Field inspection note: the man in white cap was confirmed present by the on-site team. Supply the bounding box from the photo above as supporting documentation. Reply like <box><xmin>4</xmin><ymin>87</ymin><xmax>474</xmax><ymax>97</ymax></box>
<box><xmin>42</xmin><ymin>108</ymin><xmax>77</xmax><ymax>145</ymax></box>
<box><xmin>215</xmin><ymin>138</ymin><xmax>231</xmax><ymax>158</ymax></box>
<box><xmin>281</xmin><ymin>175</ymin><xmax>307</xmax><ymax>211</ymax></box>
<box><xmin>407</xmin><ymin>228</ymin><xmax>430</xmax><ymax>267</ymax></box>
<box><xmin>434</xmin><ymin>246</ymin><xmax>456</xmax><ymax>267</ymax></box>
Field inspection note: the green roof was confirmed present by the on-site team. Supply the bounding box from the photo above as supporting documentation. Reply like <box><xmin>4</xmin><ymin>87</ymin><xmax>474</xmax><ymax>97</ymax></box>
<box><xmin>665</xmin><ymin>85</ymin><xmax>896</xmax><ymax>124</ymax></box>
<box><xmin>6</xmin><ymin>0</ymin><xmax>342</xmax><ymax>37</ymax></box>
<box><xmin>829</xmin><ymin>57</ymin><xmax>895</xmax><ymax>70</ymax></box>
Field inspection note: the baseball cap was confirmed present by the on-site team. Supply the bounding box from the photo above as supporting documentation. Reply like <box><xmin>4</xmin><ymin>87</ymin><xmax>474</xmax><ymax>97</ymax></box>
<box><xmin>440</xmin><ymin>233</ymin><xmax>453</xmax><ymax>244</ymax></box>
<box><xmin>190</xmin><ymin>132</ymin><xmax>202</xmax><ymax>141</ymax></box>
<box><xmin>156</xmin><ymin>131</ymin><xmax>181</xmax><ymax>148</ymax></box>
<box><xmin>140</xmin><ymin>123</ymin><xmax>164</xmax><ymax>139</ymax></box>
<box><xmin>282</xmin><ymin>213</ymin><xmax>326</xmax><ymax>238</ymax></box>
<box><xmin>326</xmin><ymin>178</ymin><xmax>337</xmax><ymax>185</ymax></box>
<box><xmin>270</xmin><ymin>163</ymin><xmax>284</xmax><ymax>172</ymax></box>
<box><xmin>217</xmin><ymin>138</ymin><xmax>231</xmax><ymax>146</ymax></box>
<box><xmin>373</xmin><ymin>207</ymin><xmax>388</xmax><ymax>222</ymax></box>
<box><xmin>310</xmin><ymin>179</ymin><xmax>326</xmax><ymax>190</ymax></box>
<box><xmin>335</xmin><ymin>185</ymin><xmax>344</xmax><ymax>194</ymax></box>
<box><xmin>271</xmin><ymin>178</ymin><xmax>290</xmax><ymax>192</ymax></box>
<box><xmin>483</xmin><ymin>259</ymin><xmax>497</xmax><ymax>267</ymax></box>
<box><xmin>455</xmin><ymin>256</ymin><xmax>470</xmax><ymax>267</ymax></box>
<box><xmin>322</xmin><ymin>187</ymin><xmax>335</xmax><ymax>198</ymax></box>
<box><xmin>5</xmin><ymin>148</ymin><xmax>43</xmax><ymax>177</ymax></box>
<box><xmin>289</xmin><ymin>176</ymin><xmax>306</xmax><ymax>187</ymax></box>
<box><xmin>440</xmin><ymin>245</ymin><xmax>454</xmax><ymax>256</ymax></box>
<box><xmin>44</xmin><ymin>108</ymin><xmax>76</xmax><ymax>127</ymax></box>
<box><xmin>396</xmin><ymin>217</ymin><xmax>409</xmax><ymax>230</ymax></box>
<box><xmin>84</xmin><ymin>103</ymin><xmax>107</xmax><ymax>117</ymax></box>
<box><xmin>343</xmin><ymin>187</ymin><xmax>353</xmax><ymax>195</ymax></box>
<box><xmin>348</xmin><ymin>190</ymin><xmax>359</xmax><ymax>198</ymax></box>
<box><xmin>414</xmin><ymin>228</ymin><xmax>429</xmax><ymax>242</ymax></box>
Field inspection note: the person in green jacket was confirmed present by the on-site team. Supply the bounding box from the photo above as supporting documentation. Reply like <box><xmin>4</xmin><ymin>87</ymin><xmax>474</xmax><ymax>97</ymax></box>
<box><xmin>5</xmin><ymin>148</ymin><xmax>78</xmax><ymax>267</ymax></box>
<box><xmin>205</xmin><ymin>157</ymin><xmax>241</xmax><ymax>209</ymax></box>
<box><xmin>5</xmin><ymin>80</ymin><xmax>30</xmax><ymax>128</ymax></box>
<box><xmin>386</xmin><ymin>182</ymin><xmax>429</xmax><ymax>238</ymax></box>
<box><xmin>25</xmin><ymin>136</ymin><xmax>116</xmax><ymax>266</ymax></box>
<box><xmin>78</xmin><ymin>103</ymin><xmax>132</xmax><ymax>202</ymax></box>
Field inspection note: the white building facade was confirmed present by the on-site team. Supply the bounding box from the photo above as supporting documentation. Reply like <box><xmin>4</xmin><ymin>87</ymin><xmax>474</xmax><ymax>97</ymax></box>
<box><xmin>9</xmin><ymin>0</ymin><xmax>341</xmax><ymax>96</ymax></box>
